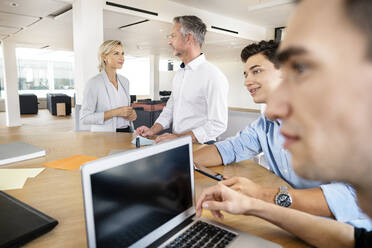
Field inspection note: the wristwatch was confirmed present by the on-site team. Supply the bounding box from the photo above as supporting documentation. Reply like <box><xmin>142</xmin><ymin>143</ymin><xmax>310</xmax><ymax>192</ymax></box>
<box><xmin>275</xmin><ymin>186</ymin><xmax>292</xmax><ymax>207</ymax></box>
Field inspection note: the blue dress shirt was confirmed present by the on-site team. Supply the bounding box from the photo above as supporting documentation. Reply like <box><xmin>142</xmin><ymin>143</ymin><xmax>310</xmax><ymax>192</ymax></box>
<box><xmin>215</xmin><ymin>114</ymin><xmax>372</xmax><ymax>230</ymax></box>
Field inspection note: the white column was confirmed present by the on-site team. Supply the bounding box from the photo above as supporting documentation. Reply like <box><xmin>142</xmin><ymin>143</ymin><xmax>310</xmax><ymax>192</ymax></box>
<box><xmin>72</xmin><ymin>0</ymin><xmax>104</xmax><ymax>131</ymax></box>
<box><xmin>150</xmin><ymin>55</ymin><xmax>160</xmax><ymax>100</ymax></box>
<box><xmin>73</xmin><ymin>0</ymin><xmax>104</xmax><ymax>105</ymax></box>
<box><xmin>2</xmin><ymin>40</ymin><xmax>21</xmax><ymax>127</ymax></box>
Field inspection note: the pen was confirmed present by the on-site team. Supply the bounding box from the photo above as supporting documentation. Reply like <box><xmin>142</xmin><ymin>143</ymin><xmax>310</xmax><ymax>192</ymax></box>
<box><xmin>136</xmin><ymin>137</ymin><xmax>140</xmax><ymax>148</ymax></box>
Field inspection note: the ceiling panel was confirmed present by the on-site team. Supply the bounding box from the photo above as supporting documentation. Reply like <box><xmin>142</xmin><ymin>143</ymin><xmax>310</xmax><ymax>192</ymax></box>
<box><xmin>169</xmin><ymin>0</ymin><xmax>294</xmax><ymax>28</ymax></box>
<box><xmin>0</xmin><ymin>0</ymin><xmax>69</xmax><ymax>17</ymax></box>
<box><xmin>103</xmin><ymin>10</ymin><xmax>145</xmax><ymax>29</ymax></box>
<box><xmin>0</xmin><ymin>12</ymin><xmax>39</xmax><ymax>28</ymax></box>
<box><xmin>0</xmin><ymin>25</ymin><xmax>20</xmax><ymax>35</ymax></box>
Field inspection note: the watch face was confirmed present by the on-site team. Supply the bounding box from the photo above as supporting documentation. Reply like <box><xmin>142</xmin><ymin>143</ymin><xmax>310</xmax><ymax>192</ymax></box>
<box><xmin>276</xmin><ymin>193</ymin><xmax>292</xmax><ymax>207</ymax></box>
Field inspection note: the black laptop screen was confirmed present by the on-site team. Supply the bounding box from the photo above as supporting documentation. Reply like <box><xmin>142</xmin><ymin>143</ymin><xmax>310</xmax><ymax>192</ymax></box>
<box><xmin>90</xmin><ymin>144</ymin><xmax>193</xmax><ymax>248</ymax></box>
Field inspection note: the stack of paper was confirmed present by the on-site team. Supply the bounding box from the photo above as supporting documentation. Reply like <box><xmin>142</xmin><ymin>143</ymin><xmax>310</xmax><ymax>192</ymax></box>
<box><xmin>0</xmin><ymin>168</ymin><xmax>45</xmax><ymax>190</ymax></box>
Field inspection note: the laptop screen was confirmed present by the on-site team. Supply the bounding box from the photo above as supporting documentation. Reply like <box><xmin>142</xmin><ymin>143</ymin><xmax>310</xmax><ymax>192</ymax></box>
<box><xmin>90</xmin><ymin>144</ymin><xmax>193</xmax><ymax>248</ymax></box>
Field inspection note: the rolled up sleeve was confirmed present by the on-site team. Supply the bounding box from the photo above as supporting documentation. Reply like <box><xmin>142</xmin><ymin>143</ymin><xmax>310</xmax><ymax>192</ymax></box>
<box><xmin>321</xmin><ymin>182</ymin><xmax>372</xmax><ymax>230</ymax></box>
<box><xmin>214</xmin><ymin>121</ymin><xmax>262</xmax><ymax>165</ymax></box>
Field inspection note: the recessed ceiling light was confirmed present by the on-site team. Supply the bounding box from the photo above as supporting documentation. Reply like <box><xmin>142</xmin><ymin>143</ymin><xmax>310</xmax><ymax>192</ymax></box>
<box><xmin>9</xmin><ymin>2</ymin><xmax>19</xmax><ymax>7</ymax></box>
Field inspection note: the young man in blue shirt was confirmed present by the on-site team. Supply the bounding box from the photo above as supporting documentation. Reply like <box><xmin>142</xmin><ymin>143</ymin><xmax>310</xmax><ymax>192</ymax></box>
<box><xmin>194</xmin><ymin>40</ymin><xmax>372</xmax><ymax>229</ymax></box>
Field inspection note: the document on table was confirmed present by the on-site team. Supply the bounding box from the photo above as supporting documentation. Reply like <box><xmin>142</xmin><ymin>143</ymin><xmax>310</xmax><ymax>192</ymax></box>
<box><xmin>0</xmin><ymin>142</ymin><xmax>46</xmax><ymax>166</ymax></box>
<box><xmin>131</xmin><ymin>136</ymin><xmax>155</xmax><ymax>146</ymax></box>
<box><xmin>0</xmin><ymin>168</ymin><xmax>45</xmax><ymax>190</ymax></box>
<box><xmin>43</xmin><ymin>155</ymin><xmax>98</xmax><ymax>171</ymax></box>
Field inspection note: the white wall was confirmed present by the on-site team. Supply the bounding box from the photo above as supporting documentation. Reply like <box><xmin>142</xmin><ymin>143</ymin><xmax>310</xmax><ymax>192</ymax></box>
<box><xmin>211</xmin><ymin>59</ymin><xmax>260</xmax><ymax>110</ymax></box>
<box><xmin>157</xmin><ymin>59</ymin><xmax>260</xmax><ymax>110</ymax></box>
<box><xmin>159</xmin><ymin>71</ymin><xmax>176</xmax><ymax>91</ymax></box>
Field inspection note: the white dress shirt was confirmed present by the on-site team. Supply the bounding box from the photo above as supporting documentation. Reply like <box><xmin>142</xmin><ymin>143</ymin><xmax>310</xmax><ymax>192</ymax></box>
<box><xmin>155</xmin><ymin>54</ymin><xmax>229</xmax><ymax>143</ymax></box>
<box><xmin>80</xmin><ymin>71</ymin><xmax>131</xmax><ymax>132</ymax></box>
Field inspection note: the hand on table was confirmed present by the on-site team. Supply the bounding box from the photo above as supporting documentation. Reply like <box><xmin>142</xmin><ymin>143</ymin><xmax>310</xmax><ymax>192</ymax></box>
<box><xmin>135</xmin><ymin>126</ymin><xmax>154</xmax><ymax>137</ymax></box>
<box><xmin>154</xmin><ymin>133</ymin><xmax>178</xmax><ymax>144</ymax></box>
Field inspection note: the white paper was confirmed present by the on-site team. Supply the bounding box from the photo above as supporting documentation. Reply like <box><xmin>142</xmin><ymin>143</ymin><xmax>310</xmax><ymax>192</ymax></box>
<box><xmin>0</xmin><ymin>168</ymin><xmax>45</xmax><ymax>190</ymax></box>
<box><xmin>131</xmin><ymin>136</ymin><xmax>155</xmax><ymax>146</ymax></box>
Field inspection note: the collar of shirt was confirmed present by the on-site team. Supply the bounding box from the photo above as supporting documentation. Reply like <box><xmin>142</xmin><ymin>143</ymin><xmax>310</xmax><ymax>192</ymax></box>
<box><xmin>180</xmin><ymin>53</ymin><xmax>206</xmax><ymax>70</ymax></box>
<box><xmin>101</xmin><ymin>70</ymin><xmax>119</xmax><ymax>88</ymax></box>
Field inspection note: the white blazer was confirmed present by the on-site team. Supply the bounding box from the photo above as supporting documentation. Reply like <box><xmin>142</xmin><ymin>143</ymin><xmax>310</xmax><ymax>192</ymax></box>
<box><xmin>80</xmin><ymin>70</ymin><xmax>133</xmax><ymax>132</ymax></box>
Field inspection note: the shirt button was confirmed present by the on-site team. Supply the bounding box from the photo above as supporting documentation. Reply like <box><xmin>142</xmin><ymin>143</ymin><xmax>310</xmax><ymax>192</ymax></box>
<box><xmin>284</xmin><ymin>169</ymin><xmax>288</xmax><ymax>174</ymax></box>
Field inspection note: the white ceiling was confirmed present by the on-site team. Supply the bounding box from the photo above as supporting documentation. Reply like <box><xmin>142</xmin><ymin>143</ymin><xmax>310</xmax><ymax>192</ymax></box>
<box><xmin>169</xmin><ymin>0</ymin><xmax>295</xmax><ymax>28</ymax></box>
<box><xmin>103</xmin><ymin>10</ymin><xmax>250</xmax><ymax>60</ymax></box>
<box><xmin>0</xmin><ymin>0</ymin><xmax>295</xmax><ymax>60</ymax></box>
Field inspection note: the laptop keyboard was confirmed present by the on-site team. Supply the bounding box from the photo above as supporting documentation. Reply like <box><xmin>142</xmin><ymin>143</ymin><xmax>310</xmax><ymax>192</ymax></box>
<box><xmin>165</xmin><ymin>221</ymin><xmax>237</xmax><ymax>248</ymax></box>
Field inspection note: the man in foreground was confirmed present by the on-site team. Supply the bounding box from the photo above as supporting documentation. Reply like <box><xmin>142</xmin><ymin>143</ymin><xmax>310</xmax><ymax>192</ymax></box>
<box><xmin>194</xmin><ymin>40</ymin><xmax>370</xmax><ymax>228</ymax></box>
<box><xmin>196</xmin><ymin>0</ymin><xmax>372</xmax><ymax>246</ymax></box>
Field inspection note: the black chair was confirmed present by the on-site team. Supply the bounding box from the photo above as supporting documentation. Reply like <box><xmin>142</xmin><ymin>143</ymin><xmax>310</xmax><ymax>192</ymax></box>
<box><xmin>130</xmin><ymin>95</ymin><xmax>137</xmax><ymax>103</ymax></box>
<box><xmin>133</xmin><ymin>108</ymin><xmax>172</xmax><ymax>134</ymax></box>
<box><xmin>19</xmin><ymin>94</ymin><xmax>38</xmax><ymax>114</ymax></box>
<box><xmin>46</xmin><ymin>93</ymin><xmax>71</xmax><ymax>116</ymax></box>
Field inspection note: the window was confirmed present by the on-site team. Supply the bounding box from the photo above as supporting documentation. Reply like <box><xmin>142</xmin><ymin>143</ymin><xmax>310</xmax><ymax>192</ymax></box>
<box><xmin>16</xmin><ymin>48</ymin><xmax>74</xmax><ymax>98</ymax></box>
<box><xmin>53</xmin><ymin>61</ymin><xmax>74</xmax><ymax>90</ymax></box>
<box><xmin>0</xmin><ymin>49</ymin><xmax>3</xmax><ymax>98</ymax></box>
<box><xmin>17</xmin><ymin>59</ymin><xmax>49</xmax><ymax>90</ymax></box>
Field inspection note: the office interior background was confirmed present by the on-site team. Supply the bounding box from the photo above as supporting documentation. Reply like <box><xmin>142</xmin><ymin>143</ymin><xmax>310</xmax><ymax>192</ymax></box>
<box><xmin>0</xmin><ymin>0</ymin><xmax>293</xmax><ymax>137</ymax></box>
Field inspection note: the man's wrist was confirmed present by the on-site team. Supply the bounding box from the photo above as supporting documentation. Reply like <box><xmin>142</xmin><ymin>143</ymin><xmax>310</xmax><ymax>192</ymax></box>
<box><xmin>244</xmin><ymin>197</ymin><xmax>264</xmax><ymax>216</ymax></box>
<box><xmin>259</xmin><ymin>188</ymin><xmax>277</xmax><ymax>203</ymax></box>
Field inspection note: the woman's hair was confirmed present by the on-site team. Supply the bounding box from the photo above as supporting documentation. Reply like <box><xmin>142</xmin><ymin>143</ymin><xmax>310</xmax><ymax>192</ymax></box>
<box><xmin>98</xmin><ymin>40</ymin><xmax>123</xmax><ymax>72</ymax></box>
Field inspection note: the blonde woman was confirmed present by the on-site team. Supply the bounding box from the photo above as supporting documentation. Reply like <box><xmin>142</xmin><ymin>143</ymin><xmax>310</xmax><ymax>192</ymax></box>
<box><xmin>80</xmin><ymin>40</ymin><xmax>136</xmax><ymax>132</ymax></box>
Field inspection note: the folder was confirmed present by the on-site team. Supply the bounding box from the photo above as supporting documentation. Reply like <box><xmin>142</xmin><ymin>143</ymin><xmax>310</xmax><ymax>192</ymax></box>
<box><xmin>0</xmin><ymin>191</ymin><xmax>58</xmax><ymax>248</ymax></box>
<box><xmin>0</xmin><ymin>142</ymin><xmax>46</xmax><ymax>166</ymax></box>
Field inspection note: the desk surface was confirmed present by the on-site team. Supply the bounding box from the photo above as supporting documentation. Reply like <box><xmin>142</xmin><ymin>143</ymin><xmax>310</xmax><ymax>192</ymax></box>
<box><xmin>2</xmin><ymin>132</ymin><xmax>310</xmax><ymax>248</ymax></box>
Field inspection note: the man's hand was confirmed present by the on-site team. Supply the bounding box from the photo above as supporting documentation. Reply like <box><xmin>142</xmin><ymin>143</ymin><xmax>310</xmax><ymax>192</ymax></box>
<box><xmin>136</xmin><ymin>126</ymin><xmax>154</xmax><ymax>137</ymax></box>
<box><xmin>222</xmin><ymin>177</ymin><xmax>272</xmax><ymax>202</ymax></box>
<box><xmin>155</xmin><ymin>133</ymin><xmax>179</xmax><ymax>144</ymax></box>
<box><xmin>196</xmin><ymin>183</ymin><xmax>254</xmax><ymax>220</ymax></box>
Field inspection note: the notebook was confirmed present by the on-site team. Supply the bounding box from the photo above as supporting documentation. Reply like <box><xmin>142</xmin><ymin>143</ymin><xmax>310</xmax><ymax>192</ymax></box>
<box><xmin>81</xmin><ymin>136</ymin><xmax>281</xmax><ymax>248</ymax></box>
<box><xmin>0</xmin><ymin>191</ymin><xmax>58</xmax><ymax>248</ymax></box>
<box><xmin>0</xmin><ymin>142</ymin><xmax>46</xmax><ymax>166</ymax></box>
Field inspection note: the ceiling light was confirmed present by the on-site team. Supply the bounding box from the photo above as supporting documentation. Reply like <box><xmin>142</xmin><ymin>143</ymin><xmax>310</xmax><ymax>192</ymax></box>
<box><xmin>9</xmin><ymin>2</ymin><xmax>19</xmax><ymax>7</ymax></box>
<box><xmin>247</xmin><ymin>0</ymin><xmax>294</xmax><ymax>12</ymax></box>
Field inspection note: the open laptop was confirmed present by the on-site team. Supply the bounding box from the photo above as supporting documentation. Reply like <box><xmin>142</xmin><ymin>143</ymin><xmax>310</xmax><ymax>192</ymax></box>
<box><xmin>81</xmin><ymin>136</ymin><xmax>281</xmax><ymax>248</ymax></box>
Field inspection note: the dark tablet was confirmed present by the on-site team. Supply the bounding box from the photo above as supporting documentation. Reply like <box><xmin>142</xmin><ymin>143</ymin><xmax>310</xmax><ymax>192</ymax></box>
<box><xmin>0</xmin><ymin>191</ymin><xmax>58</xmax><ymax>248</ymax></box>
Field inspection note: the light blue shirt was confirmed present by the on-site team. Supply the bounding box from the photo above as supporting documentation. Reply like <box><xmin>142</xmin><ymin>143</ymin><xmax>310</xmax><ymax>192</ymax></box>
<box><xmin>215</xmin><ymin>114</ymin><xmax>372</xmax><ymax>230</ymax></box>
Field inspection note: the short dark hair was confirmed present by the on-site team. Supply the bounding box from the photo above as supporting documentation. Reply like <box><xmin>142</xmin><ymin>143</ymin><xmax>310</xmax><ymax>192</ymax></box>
<box><xmin>240</xmin><ymin>40</ymin><xmax>279</xmax><ymax>66</ymax></box>
<box><xmin>173</xmin><ymin>15</ymin><xmax>207</xmax><ymax>47</ymax></box>
<box><xmin>343</xmin><ymin>0</ymin><xmax>372</xmax><ymax>60</ymax></box>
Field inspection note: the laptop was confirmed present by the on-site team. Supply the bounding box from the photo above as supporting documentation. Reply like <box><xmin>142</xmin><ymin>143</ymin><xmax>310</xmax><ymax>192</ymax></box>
<box><xmin>81</xmin><ymin>136</ymin><xmax>281</xmax><ymax>248</ymax></box>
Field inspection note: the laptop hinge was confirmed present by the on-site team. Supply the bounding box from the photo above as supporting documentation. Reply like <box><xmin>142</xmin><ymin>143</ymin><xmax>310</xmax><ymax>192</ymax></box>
<box><xmin>147</xmin><ymin>214</ymin><xmax>195</xmax><ymax>248</ymax></box>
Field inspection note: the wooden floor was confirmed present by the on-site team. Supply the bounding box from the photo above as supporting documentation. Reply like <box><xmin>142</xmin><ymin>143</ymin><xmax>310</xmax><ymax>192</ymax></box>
<box><xmin>0</xmin><ymin>109</ymin><xmax>75</xmax><ymax>137</ymax></box>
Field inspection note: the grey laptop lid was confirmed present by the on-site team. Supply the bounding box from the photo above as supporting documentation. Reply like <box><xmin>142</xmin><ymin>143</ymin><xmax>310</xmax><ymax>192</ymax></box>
<box><xmin>81</xmin><ymin>136</ymin><xmax>195</xmax><ymax>248</ymax></box>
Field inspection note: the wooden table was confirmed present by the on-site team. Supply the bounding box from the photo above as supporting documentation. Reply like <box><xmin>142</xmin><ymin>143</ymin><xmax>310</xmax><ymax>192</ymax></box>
<box><xmin>1</xmin><ymin>132</ymin><xmax>310</xmax><ymax>248</ymax></box>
